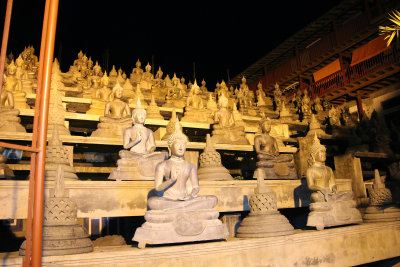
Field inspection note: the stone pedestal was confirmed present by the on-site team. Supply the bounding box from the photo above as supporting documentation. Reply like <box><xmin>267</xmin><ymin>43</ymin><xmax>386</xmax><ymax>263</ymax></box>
<box><xmin>236</xmin><ymin>192</ymin><xmax>294</xmax><ymax>238</ymax></box>
<box><xmin>307</xmin><ymin>198</ymin><xmax>363</xmax><ymax>230</ymax></box>
<box><xmin>254</xmin><ymin>154</ymin><xmax>298</xmax><ymax>180</ymax></box>
<box><xmin>91</xmin><ymin>118</ymin><xmax>132</xmax><ymax>139</ymax></box>
<box><xmin>109</xmin><ymin>152</ymin><xmax>168</xmax><ymax>181</ymax></box>
<box><xmin>133</xmin><ymin>209</ymin><xmax>228</xmax><ymax>248</ymax></box>
<box><xmin>0</xmin><ymin>108</ymin><xmax>26</xmax><ymax>133</ymax></box>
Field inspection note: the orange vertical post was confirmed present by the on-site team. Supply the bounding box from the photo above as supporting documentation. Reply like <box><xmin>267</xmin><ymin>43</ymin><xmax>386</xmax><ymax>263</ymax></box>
<box><xmin>0</xmin><ymin>0</ymin><xmax>13</xmax><ymax>95</ymax></box>
<box><xmin>31</xmin><ymin>0</ymin><xmax>59</xmax><ymax>266</ymax></box>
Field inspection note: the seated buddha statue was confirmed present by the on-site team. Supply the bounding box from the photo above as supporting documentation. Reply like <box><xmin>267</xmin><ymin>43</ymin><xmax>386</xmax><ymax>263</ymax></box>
<box><xmin>164</xmin><ymin>74</ymin><xmax>185</xmax><ymax>108</ymax></box>
<box><xmin>109</xmin><ymin>99</ymin><xmax>168</xmax><ymax>180</ymax></box>
<box><xmin>181</xmin><ymin>81</ymin><xmax>213</xmax><ymax>123</ymax></box>
<box><xmin>130</xmin><ymin>59</ymin><xmax>144</xmax><ymax>85</ymax></box>
<box><xmin>200</xmin><ymin>79</ymin><xmax>208</xmax><ymax>95</ymax></box>
<box><xmin>73</xmin><ymin>50</ymin><xmax>84</xmax><ymax>70</ymax></box>
<box><xmin>140</xmin><ymin>63</ymin><xmax>154</xmax><ymax>90</ymax></box>
<box><xmin>301</xmin><ymin>90</ymin><xmax>312</xmax><ymax>121</ymax></box>
<box><xmin>253</xmin><ymin>117</ymin><xmax>297</xmax><ymax>180</ymax></box>
<box><xmin>88</xmin><ymin>62</ymin><xmax>103</xmax><ymax>90</ymax></box>
<box><xmin>86</xmin><ymin>72</ymin><xmax>112</xmax><ymax>115</ymax></box>
<box><xmin>91</xmin><ymin>83</ymin><xmax>132</xmax><ymax>138</ymax></box>
<box><xmin>273</xmin><ymin>83</ymin><xmax>283</xmax><ymax>111</ymax></box>
<box><xmin>3</xmin><ymin>60</ymin><xmax>29</xmax><ymax>109</ymax></box>
<box><xmin>211</xmin><ymin>95</ymin><xmax>249</xmax><ymax>145</ymax></box>
<box><xmin>15</xmin><ymin>55</ymin><xmax>34</xmax><ymax>94</ymax></box>
<box><xmin>206</xmin><ymin>93</ymin><xmax>218</xmax><ymax>112</ymax></box>
<box><xmin>154</xmin><ymin>66</ymin><xmax>165</xmax><ymax>87</ymax></box>
<box><xmin>0</xmin><ymin>89</ymin><xmax>26</xmax><ymax>133</ymax></box>
<box><xmin>306</xmin><ymin>134</ymin><xmax>362</xmax><ymax>230</ymax></box>
<box><xmin>133</xmin><ymin>121</ymin><xmax>228</xmax><ymax>248</ymax></box>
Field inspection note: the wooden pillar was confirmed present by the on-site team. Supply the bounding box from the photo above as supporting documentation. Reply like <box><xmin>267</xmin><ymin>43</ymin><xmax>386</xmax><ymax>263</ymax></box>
<box><xmin>356</xmin><ymin>92</ymin><xmax>365</xmax><ymax>120</ymax></box>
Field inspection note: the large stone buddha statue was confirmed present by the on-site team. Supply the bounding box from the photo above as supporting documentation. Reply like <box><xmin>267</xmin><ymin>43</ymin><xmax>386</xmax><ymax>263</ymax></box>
<box><xmin>253</xmin><ymin>117</ymin><xmax>297</xmax><ymax>179</ymax></box>
<box><xmin>91</xmin><ymin>83</ymin><xmax>132</xmax><ymax>138</ymax></box>
<box><xmin>3</xmin><ymin>60</ymin><xmax>29</xmax><ymax>109</ymax></box>
<box><xmin>109</xmin><ymin>99</ymin><xmax>168</xmax><ymax>180</ymax></box>
<box><xmin>211</xmin><ymin>95</ymin><xmax>249</xmax><ymax>145</ymax></box>
<box><xmin>86</xmin><ymin>72</ymin><xmax>112</xmax><ymax>115</ymax></box>
<box><xmin>133</xmin><ymin>121</ymin><xmax>228</xmax><ymax>248</ymax></box>
<box><xmin>181</xmin><ymin>81</ymin><xmax>213</xmax><ymax>123</ymax></box>
<box><xmin>306</xmin><ymin>134</ymin><xmax>362</xmax><ymax>230</ymax></box>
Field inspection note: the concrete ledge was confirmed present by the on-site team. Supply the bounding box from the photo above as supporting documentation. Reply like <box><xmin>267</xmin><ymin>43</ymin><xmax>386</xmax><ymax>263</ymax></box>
<box><xmin>0</xmin><ymin>179</ymin><xmax>352</xmax><ymax>219</ymax></box>
<box><xmin>1</xmin><ymin>222</ymin><xmax>399</xmax><ymax>266</ymax></box>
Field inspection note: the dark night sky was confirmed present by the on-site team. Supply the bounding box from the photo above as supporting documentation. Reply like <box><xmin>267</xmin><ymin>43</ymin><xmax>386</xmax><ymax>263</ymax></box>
<box><xmin>1</xmin><ymin>0</ymin><xmax>340</xmax><ymax>88</ymax></box>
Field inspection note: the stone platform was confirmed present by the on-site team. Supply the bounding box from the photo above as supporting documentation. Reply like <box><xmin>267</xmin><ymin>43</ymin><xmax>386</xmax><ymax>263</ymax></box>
<box><xmin>0</xmin><ymin>179</ymin><xmax>352</xmax><ymax>219</ymax></box>
<box><xmin>1</xmin><ymin>222</ymin><xmax>399</xmax><ymax>266</ymax></box>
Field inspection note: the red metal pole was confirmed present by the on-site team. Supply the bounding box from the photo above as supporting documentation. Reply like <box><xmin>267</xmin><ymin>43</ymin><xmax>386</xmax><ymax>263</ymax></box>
<box><xmin>0</xmin><ymin>0</ymin><xmax>13</xmax><ymax>96</ymax></box>
<box><xmin>23</xmin><ymin>0</ymin><xmax>51</xmax><ymax>264</ymax></box>
<box><xmin>31</xmin><ymin>0</ymin><xmax>59</xmax><ymax>266</ymax></box>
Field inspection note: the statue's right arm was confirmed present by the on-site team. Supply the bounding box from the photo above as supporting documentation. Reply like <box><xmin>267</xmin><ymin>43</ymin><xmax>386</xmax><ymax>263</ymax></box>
<box><xmin>154</xmin><ymin>162</ymin><xmax>175</xmax><ymax>191</ymax></box>
<box><xmin>104</xmin><ymin>102</ymin><xmax>111</xmax><ymax>116</ymax></box>
<box><xmin>306</xmin><ymin>169</ymin><xmax>327</xmax><ymax>196</ymax></box>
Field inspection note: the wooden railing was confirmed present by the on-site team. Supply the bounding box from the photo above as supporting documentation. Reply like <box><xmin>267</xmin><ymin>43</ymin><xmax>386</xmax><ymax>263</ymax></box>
<box><xmin>308</xmin><ymin>45</ymin><xmax>400</xmax><ymax>99</ymax></box>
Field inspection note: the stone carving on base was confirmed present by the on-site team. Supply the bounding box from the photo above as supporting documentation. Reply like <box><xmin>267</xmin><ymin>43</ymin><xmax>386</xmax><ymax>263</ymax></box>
<box><xmin>0</xmin><ymin>147</ymin><xmax>14</xmax><ymax>179</ymax></box>
<box><xmin>133</xmin><ymin>122</ymin><xmax>228</xmax><ymax>248</ymax></box>
<box><xmin>237</xmin><ymin>169</ymin><xmax>294</xmax><ymax>237</ymax></box>
<box><xmin>306</xmin><ymin>134</ymin><xmax>362</xmax><ymax>230</ymax></box>
<box><xmin>181</xmin><ymin>81</ymin><xmax>213</xmax><ymax>123</ymax></box>
<box><xmin>211</xmin><ymin>95</ymin><xmax>249</xmax><ymax>145</ymax></box>
<box><xmin>363</xmin><ymin>169</ymin><xmax>400</xmax><ymax>222</ymax></box>
<box><xmin>197</xmin><ymin>134</ymin><xmax>233</xmax><ymax>181</ymax></box>
<box><xmin>46</xmin><ymin>128</ymin><xmax>78</xmax><ymax>181</ymax></box>
<box><xmin>0</xmin><ymin>88</ymin><xmax>26</xmax><ymax>133</ymax></box>
<box><xmin>91</xmin><ymin>83</ymin><xmax>132</xmax><ymax>138</ymax></box>
<box><xmin>109</xmin><ymin>99</ymin><xmax>167</xmax><ymax>180</ymax></box>
<box><xmin>19</xmin><ymin>164</ymin><xmax>93</xmax><ymax>256</ymax></box>
<box><xmin>253</xmin><ymin>117</ymin><xmax>297</xmax><ymax>179</ymax></box>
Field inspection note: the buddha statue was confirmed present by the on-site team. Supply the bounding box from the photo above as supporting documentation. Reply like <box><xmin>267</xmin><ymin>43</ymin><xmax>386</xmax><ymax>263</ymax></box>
<box><xmin>301</xmin><ymin>90</ymin><xmax>312</xmax><ymax>121</ymax></box>
<box><xmin>164</xmin><ymin>74</ymin><xmax>172</xmax><ymax>87</ymax></box>
<box><xmin>328</xmin><ymin>106</ymin><xmax>341</xmax><ymax>136</ymax></box>
<box><xmin>307</xmin><ymin>114</ymin><xmax>326</xmax><ymax>137</ymax></box>
<box><xmin>232</xmin><ymin>102</ymin><xmax>245</xmax><ymax>128</ymax></box>
<box><xmin>0</xmin><ymin>89</ymin><xmax>26</xmax><ymax>133</ymax></box>
<box><xmin>181</xmin><ymin>81</ymin><xmax>213</xmax><ymax>123</ymax></box>
<box><xmin>164</xmin><ymin>74</ymin><xmax>185</xmax><ymax>108</ymax></box>
<box><xmin>211</xmin><ymin>95</ymin><xmax>249</xmax><ymax>145</ymax></box>
<box><xmin>3</xmin><ymin>60</ymin><xmax>29</xmax><ymax>109</ymax></box>
<box><xmin>256</xmin><ymin>81</ymin><xmax>273</xmax><ymax>108</ymax></box>
<box><xmin>86</xmin><ymin>72</ymin><xmax>112</xmax><ymax>115</ymax></box>
<box><xmin>91</xmin><ymin>83</ymin><xmax>132</xmax><ymax>138</ymax></box>
<box><xmin>217</xmin><ymin>80</ymin><xmax>229</xmax><ymax>98</ymax></box>
<box><xmin>306</xmin><ymin>134</ymin><xmax>362</xmax><ymax>230</ymax></box>
<box><xmin>109</xmin><ymin>99</ymin><xmax>168</xmax><ymax>180</ymax></box>
<box><xmin>206</xmin><ymin>93</ymin><xmax>218</xmax><ymax>112</ymax></box>
<box><xmin>273</xmin><ymin>83</ymin><xmax>283</xmax><ymax>111</ymax></box>
<box><xmin>279</xmin><ymin>102</ymin><xmax>292</xmax><ymax>121</ymax></box>
<box><xmin>15</xmin><ymin>55</ymin><xmax>34</xmax><ymax>94</ymax></box>
<box><xmin>253</xmin><ymin>117</ymin><xmax>297</xmax><ymax>179</ymax></box>
<box><xmin>88</xmin><ymin>61</ymin><xmax>103</xmax><ymax>90</ymax></box>
<box><xmin>313</xmin><ymin>95</ymin><xmax>323</xmax><ymax>113</ymax></box>
<box><xmin>200</xmin><ymin>79</ymin><xmax>208</xmax><ymax>94</ymax></box>
<box><xmin>130</xmin><ymin>59</ymin><xmax>144</xmax><ymax>85</ymax></box>
<box><xmin>140</xmin><ymin>63</ymin><xmax>154</xmax><ymax>90</ymax></box>
<box><xmin>73</xmin><ymin>50</ymin><xmax>84</xmax><ymax>69</ymax></box>
<box><xmin>133</xmin><ymin>121</ymin><xmax>228</xmax><ymax>248</ymax></box>
<box><xmin>180</xmin><ymin>77</ymin><xmax>187</xmax><ymax>91</ymax></box>
<box><xmin>146</xmin><ymin>94</ymin><xmax>164</xmax><ymax>120</ymax></box>
<box><xmin>21</xmin><ymin>46</ymin><xmax>39</xmax><ymax>75</ymax></box>
<box><xmin>154</xmin><ymin>66</ymin><xmax>165</xmax><ymax>87</ymax></box>
<box><xmin>363</xmin><ymin>169</ymin><xmax>400</xmax><ymax>222</ymax></box>
<box><xmin>197</xmin><ymin>134</ymin><xmax>233</xmax><ymax>180</ymax></box>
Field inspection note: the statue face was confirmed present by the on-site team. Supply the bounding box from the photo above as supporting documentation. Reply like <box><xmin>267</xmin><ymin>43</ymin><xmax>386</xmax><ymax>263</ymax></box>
<box><xmin>314</xmin><ymin>148</ymin><xmax>326</xmax><ymax>162</ymax></box>
<box><xmin>261</xmin><ymin>121</ymin><xmax>271</xmax><ymax>133</ymax></box>
<box><xmin>134</xmin><ymin>110</ymin><xmax>146</xmax><ymax>124</ymax></box>
<box><xmin>115</xmin><ymin>89</ymin><xmax>123</xmax><ymax>99</ymax></box>
<box><xmin>7</xmin><ymin>66</ymin><xmax>16</xmax><ymax>75</ymax></box>
<box><xmin>103</xmin><ymin>79</ymin><xmax>109</xmax><ymax>86</ymax></box>
<box><xmin>171</xmin><ymin>139</ymin><xmax>187</xmax><ymax>157</ymax></box>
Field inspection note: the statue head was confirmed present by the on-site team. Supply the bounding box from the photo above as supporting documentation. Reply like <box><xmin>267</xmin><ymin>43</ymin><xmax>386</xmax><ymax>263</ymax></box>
<box><xmin>101</xmin><ymin>72</ymin><xmax>109</xmax><ymax>86</ymax></box>
<box><xmin>132</xmin><ymin>98</ymin><xmax>146</xmax><ymax>124</ymax></box>
<box><xmin>93</xmin><ymin>61</ymin><xmax>102</xmax><ymax>75</ymax></box>
<box><xmin>201</xmin><ymin>79</ymin><xmax>206</xmax><ymax>86</ymax></box>
<box><xmin>242</xmin><ymin>76</ymin><xmax>246</xmax><ymax>84</ymax></box>
<box><xmin>309</xmin><ymin>134</ymin><xmax>326</xmax><ymax>165</ymax></box>
<box><xmin>172</xmin><ymin>73</ymin><xmax>180</xmax><ymax>86</ymax></box>
<box><xmin>82</xmin><ymin>54</ymin><xmax>88</xmax><ymax>63</ymax></box>
<box><xmin>111</xmin><ymin>83</ymin><xmax>123</xmax><ymax>100</ymax></box>
<box><xmin>181</xmin><ymin>77</ymin><xmax>185</xmax><ymax>84</ymax></box>
<box><xmin>218</xmin><ymin>94</ymin><xmax>229</xmax><ymax>108</ymax></box>
<box><xmin>15</xmin><ymin>55</ymin><xmax>24</xmax><ymax>68</ymax></box>
<box><xmin>145</xmin><ymin>63</ymin><xmax>151</xmax><ymax>73</ymax></box>
<box><xmin>88</xmin><ymin>57</ymin><xmax>93</xmax><ymax>68</ymax></box>
<box><xmin>257</xmin><ymin>81</ymin><xmax>262</xmax><ymax>90</ymax></box>
<box><xmin>136</xmin><ymin>59</ymin><xmax>141</xmax><ymax>68</ymax></box>
<box><xmin>78</xmin><ymin>50</ymin><xmax>83</xmax><ymax>59</ymax></box>
<box><xmin>192</xmin><ymin>80</ymin><xmax>200</xmax><ymax>94</ymax></box>
<box><xmin>259</xmin><ymin>117</ymin><xmax>272</xmax><ymax>133</ymax></box>
<box><xmin>168</xmin><ymin>119</ymin><xmax>188</xmax><ymax>157</ymax></box>
<box><xmin>6</xmin><ymin>60</ymin><xmax>17</xmax><ymax>75</ymax></box>
<box><xmin>274</xmin><ymin>83</ymin><xmax>279</xmax><ymax>90</ymax></box>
